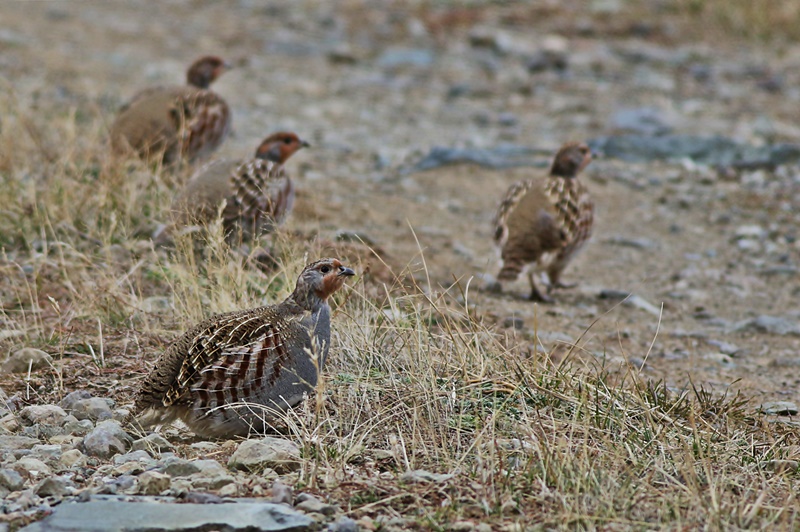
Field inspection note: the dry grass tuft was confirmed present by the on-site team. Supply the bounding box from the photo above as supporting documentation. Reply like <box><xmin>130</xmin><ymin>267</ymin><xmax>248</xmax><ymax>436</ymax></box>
<box><xmin>1</xmin><ymin>79</ymin><xmax>799</xmax><ymax>529</ymax></box>
<box><xmin>671</xmin><ymin>0</ymin><xmax>800</xmax><ymax>43</ymax></box>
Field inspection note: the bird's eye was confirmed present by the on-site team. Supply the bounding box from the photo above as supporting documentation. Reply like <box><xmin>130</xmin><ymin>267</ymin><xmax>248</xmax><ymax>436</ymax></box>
<box><xmin>284</xmin><ymin>137</ymin><xmax>292</xmax><ymax>144</ymax></box>
<box><xmin>320</xmin><ymin>265</ymin><xmax>331</xmax><ymax>274</ymax></box>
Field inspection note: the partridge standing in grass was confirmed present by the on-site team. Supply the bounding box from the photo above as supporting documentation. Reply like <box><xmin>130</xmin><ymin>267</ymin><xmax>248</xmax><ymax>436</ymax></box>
<box><xmin>171</xmin><ymin>131</ymin><xmax>309</xmax><ymax>238</ymax></box>
<box><xmin>493</xmin><ymin>142</ymin><xmax>594</xmax><ymax>302</ymax></box>
<box><xmin>110</xmin><ymin>56</ymin><xmax>232</xmax><ymax>164</ymax></box>
<box><xmin>132</xmin><ymin>258</ymin><xmax>355</xmax><ymax>438</ymax></box>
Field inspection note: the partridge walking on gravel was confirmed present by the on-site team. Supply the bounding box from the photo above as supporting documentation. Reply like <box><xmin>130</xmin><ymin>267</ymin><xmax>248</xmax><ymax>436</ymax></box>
<box><xmin>171</xmin><ymin>132</ymin><xmax>309</xmax><ymax>238</ymax></box>
<box><xmin>132</xmin><ymin>258</ymin><xmax>355</xmax><ymax>438</ymax></box>
<box><xmin>493</xmin><ymin>142</ymin><xmax>595</xmax><ymax>302</ymax></box>
<box><xmin>110</xmin><ymin>56</ymin><xmax>232</xmax><ymax>165</ymax></box>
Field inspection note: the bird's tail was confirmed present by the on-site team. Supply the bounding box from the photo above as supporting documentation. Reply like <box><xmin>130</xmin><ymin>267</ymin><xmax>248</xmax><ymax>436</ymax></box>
<box><xmin>497</xmin><ymin>261</ymin><xmax>522</xmax><ymax>282</ymax></box>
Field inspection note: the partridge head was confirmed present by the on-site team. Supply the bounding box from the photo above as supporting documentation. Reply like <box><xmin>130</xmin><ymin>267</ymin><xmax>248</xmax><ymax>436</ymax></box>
<box><xmin>186</xmin><ymin>56</ymin><xmax>230</xmax><ymax>89</ymax></box>
<box><xmin>550</xmin><ymin>142</ymin><xmax>593</xmax><ymax>177</ymax></box>
<box><xmin>110</xmin><ymin>55</ymin><xmax>232</xmax><ymax>165</ymax></box>
<box><xmin>493</xmin><ymin>141</ymin><xmax>595</xmax><ymax>302</ymax></box>
<box><xmin>255</xmin><ymin>131</ymin><xmax>311</xmax><ymax>164</ymax></box>
<box><xmin>131</xmin><ymin>258</ymin><xmax>355</xmax><ymax>438</ymax></box>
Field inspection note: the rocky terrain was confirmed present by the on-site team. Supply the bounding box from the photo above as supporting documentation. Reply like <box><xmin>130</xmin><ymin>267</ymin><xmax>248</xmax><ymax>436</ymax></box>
<box><xmin>1</xmin><ymin>1</ymin><xmax>800</xmax><ymax>530</ymax></box>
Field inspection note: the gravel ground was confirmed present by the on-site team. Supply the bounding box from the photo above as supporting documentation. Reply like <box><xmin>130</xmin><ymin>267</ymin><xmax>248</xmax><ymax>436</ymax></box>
<box><xmin>1</xmin><ymin>1</ymin><xmax>800</xmax><ymax>530</ymax></box>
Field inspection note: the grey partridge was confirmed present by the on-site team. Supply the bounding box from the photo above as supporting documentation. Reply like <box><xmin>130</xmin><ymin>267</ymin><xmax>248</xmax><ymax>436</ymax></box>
<box><xmin>132</xmin><ymin>258</ymin><xmax>355</xmax><ymax>438</ymax></box>
<box><xmin>493</xmin><ymin>142</ymin><xmax>594</xmax><ymax>302</ymax></box>
<box><xmin>110</xmin><ymin>56</ymin><xmax>232</xmax><ymax>165</ymax></box>
<box><xmin>171</xmin><ymin>131</ymin><xmax>309</xmax><ymax>238</ymax></box>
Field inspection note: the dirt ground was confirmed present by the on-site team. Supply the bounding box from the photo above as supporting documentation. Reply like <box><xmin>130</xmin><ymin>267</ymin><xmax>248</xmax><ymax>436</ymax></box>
<box><xmin>2</xmin><ymin>0</ymin><xmax>800</xmax><ymax>422</ymax></box>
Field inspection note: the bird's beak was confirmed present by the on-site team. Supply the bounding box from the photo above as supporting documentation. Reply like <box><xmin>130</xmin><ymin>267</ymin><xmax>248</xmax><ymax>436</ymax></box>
<box><xmin>300</xmin><ymin>139</ymin><xmax>311</xmax><ymax>148</ymax></box>
<box><xmin>338</xmin><ymin>266</ymin><xmax>355</xmax><ymax>277</ymax></box>
<box><xmin>213</xmin><ymin>62</ymin><xmax>233</xmax><ymax>80</ymax></box>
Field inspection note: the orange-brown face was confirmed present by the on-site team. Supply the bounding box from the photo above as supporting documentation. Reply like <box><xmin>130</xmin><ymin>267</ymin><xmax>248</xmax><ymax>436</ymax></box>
<box><xmin>187</xmin><ymin>56</ymin><xmax>229</xmax><ymax>89</ymax></box>
<box><xmin>574</xmin><ymin>144</ymin><xmax>593</xmax><ymax>172</ymax></box>
<box><xmin>310</xmin><ymin>259</ymin><xmax>355</xmax><ymax>300</ymax></box>
<box><xmin>551</xmin><ymin>142</ymin><xmax>592</xmax><ymax>178</ymax></box>
<box><xmin>254</xmin><ymin>132</ymin><xmax>310</xmax><ymax>164</ymax></box>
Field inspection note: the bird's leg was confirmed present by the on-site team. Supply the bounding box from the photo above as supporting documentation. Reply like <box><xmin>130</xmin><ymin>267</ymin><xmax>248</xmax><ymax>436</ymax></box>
<box><xmin>547</xmin><ymin>266</ymin><xmax>577</xmax><ymax>292</ymax></box>
<box><xmin>528</xmin><ymin>271</ymin><xmax>553</xmax><ymax>303</ymax></box>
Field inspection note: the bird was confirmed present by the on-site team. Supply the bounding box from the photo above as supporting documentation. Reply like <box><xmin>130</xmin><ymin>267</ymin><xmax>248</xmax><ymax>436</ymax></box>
<box><xmin>131</xmin><ymin>258</ymin><xmax>355</xmax><ymax>438</ymax></box>
<box><xmin>110</xmin><ymin>56</ymin><xmax>232</xmax><ymax>165</ymax></box>
<box><xmin>170</xmin><ymin>131</ymin><xmax>310</xmax><ymax>239</ymax></box>
<box><xmin>493</xmin><ymin>142</ymin><xmax>595</xmax><ymax>302</ymax></box>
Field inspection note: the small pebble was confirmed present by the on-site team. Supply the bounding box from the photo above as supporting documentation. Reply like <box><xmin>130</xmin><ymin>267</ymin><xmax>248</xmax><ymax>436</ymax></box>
<box><xmin>328</xmin><ymin>516</ymin><xmax>359</xmax><ymax>532</ymax></box>
<box><xmin>270</xmin><ymin>480</ymin><xmax>293</xmax><ymax>505</ymax></box>
<box><xmin>0</xmin><ymin>468</ymin><xmax>25</xmax><ymax>491</ymax></box>
<box><xmin>59</xmin><ymin>449</ymin><xmax>87</xmax><ymax>469</ymax></box>
<box><xmin>227</xmin><ymin>437</ymin><xmax>301</xmax><ymax>474</ymax></box>
<box><xmin>2</xmin><ymin>348</ymin><xmax>52</xmax><ymax>373</ymax></box>
<box><xmin>132</xmin><ymin>433</ymin><xmax>173</xmax><ymax>453</ymax></box>
<box><xmin>161</xmin><ymin>457</ymin><xmax>201</xmax><ymax>477</ymax></box>
<box><xmin>760</xmin><ymin>402</ymin><xmax>799</xmax><ymax>416</ymax></box>
<box><xmin>19</xmin><ymin>405</ymin><xmax>68</xmax><ymax>426</ymax></box>
<box><xmin>217</xmin><ymin>482</ymin><xmax>239</xmax><ymax>497</ymax></box>
<box><xmin>34</xmin><ymin>475</ymin><xmax>74</xmax><ymax>497</ymax></box>
<box><xmin>14</xmin><ymin>457</ymin><xmax>52</xmax><ymax>478</ymax></box>
<box><xmin>295</xmin><ymin>493</ymin><xmax>336</xmax><ymax>516</ymax></box>
<box><xmin>82</xmin><ymin>420</ymin><xmax>133</xmax><ymax>459</ymax></box>
<box><xmin>179</xmin><ymin>491</ymin><xmax>224</xmax><ymax>504</ymax></box>
<box><xmin>136</xmin><ymin>470</ymin><xmax>171</xmax><ymax>495</ymax></box>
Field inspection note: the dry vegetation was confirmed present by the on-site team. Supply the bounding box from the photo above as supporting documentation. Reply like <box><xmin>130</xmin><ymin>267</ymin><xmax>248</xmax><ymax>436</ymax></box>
<box><xmin>2</xmin><ymin>0</ymin><xmax>800</xmax><ymax>529</ymax></box>
<box><xmin>409</xmin><ymin>0</ymin><xmax>800</xmax><ymax>42</ymax></box>
<box><xmin>670</xmin><ymin>0</ymin><xmax>800</xmax><ymax>43</ymax></box>
<box><xmin>1</xmin><ymin>80</ymin><xmax>799</xmax><ymax>529</ymax></box>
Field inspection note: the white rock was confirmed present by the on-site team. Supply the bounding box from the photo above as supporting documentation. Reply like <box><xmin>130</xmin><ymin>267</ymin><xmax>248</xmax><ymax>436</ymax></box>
<box><xmin>228</xmin><ymin>437</ymin><xmax>301</xmax><ymax>474</ymax></box>
<box><xmin>0</xmin><ymin>413</ymin><xmax>20</xmax><ymax>432</ymax></box>
<box><xmin>2</xmin><ymin>348</ymin><xmax>52</xmax><ymax>373</ymax></box>
<box><xmin>295</xmin><ymin>493</ymin><xmax>336</xmax><ymax>516</ymax></box>
<box><xmin>34</xmin><ymin>475</ymin><xmax>75</xmax><ymax>497</ymax></box>
<box><xmin>161</xmin><ymin>457</ymin><xmax>200</xmax><ymax>477</ymax></box>
<box><xmin>217</xmin><ymin>482</ymin><xmax>239</xmax><ymax>497</ymax></box>
<box><xmin>115</xmin><ymin>461</ymin><xmax>146</xmax><ymax>476</ymax></box>
<box><xmin>59</xmin><ymin>449</ymin><xmax>87</xmax><ymax>469</ymax></box>
<box><xmin>270</xmin><ymin>480</ymin><xmax>293</xmax><ymax>505</ymax></box>
<box><xmin>760</xmin><ymin>402</ymin><xmax>799</xmax><ymax>416</ymax></box>
<box><xmin>82</xmin><ymin>420</ymin><xmax>133</xmax><ymax>459</ymax></box>
<box><xmin>69</xmin><ymin>397</ymin><xmax>114</xmax><ymax>421</ymax></box>
<box><xmin>136</xmin><ymin>470</ymin><xmax>171</xmax><ymax>495</ymax></box>
<box><xmin>132</xmin><ymin>433</ymin><xmax>173</xmax><ymax>453</ymax></box>
<box><xmin>734</xmin><ymin>225</ymin><xmax>765</xmax><ymax>239</ymax></box>
<box><xmin>30</xmin><ymin>444</ymin><xmax>62</xmax><ymax>465</ymax></box>
<box><xmin>188</xmin><ymin>471</ymin><xmax>235</xmax><ymax>491</ymax></box>
<box><xmin>400</xmin><ymin>469</ymin><xmax>454</xmax><ymax>483</ymax></box>
<box><xmin>191</xmin><ymin>459</ymin><xmax>229</xmax><ymax>477</ymax></box>
<box><xmin>14</xmin><ymin>456</ymin><xmax>52</xmax><ymax>478</ymax></box>
<box><xmin>19</xmin><ymin>405</ymin><xmax>68</xmax><ymax>426</ymax></box>
<box><xmin>0</xmin><ymin>468</ymin><xmax>24</xmax><ymax>491</ymax></box>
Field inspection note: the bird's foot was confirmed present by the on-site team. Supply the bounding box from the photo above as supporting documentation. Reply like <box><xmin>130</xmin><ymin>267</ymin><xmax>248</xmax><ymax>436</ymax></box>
<box><xmin>529</xmin><ymin>287</ymin><xmax>554</xmax><ymax>303</ymax></box>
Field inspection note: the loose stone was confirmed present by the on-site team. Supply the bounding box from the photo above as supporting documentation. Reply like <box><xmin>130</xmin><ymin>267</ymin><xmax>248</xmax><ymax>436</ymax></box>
<box><xmin>227</xmin><ymin>437</ymin><xmax>301</xmax><ymax>474</ymax></box>
<box><xmin>82</xmin><ymin>420</ymin><xmax>133</xmax><ymax>459</ymax></box>
<box><xmin>2</xmin><ymin>348</ymin><xmax>52</xmax><ymax>373</ymax></box>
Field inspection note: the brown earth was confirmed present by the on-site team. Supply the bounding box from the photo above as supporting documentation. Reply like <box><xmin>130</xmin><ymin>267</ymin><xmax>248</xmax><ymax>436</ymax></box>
<box><xmin>1</xmin><ymin>0</ymin><xmax>800</xmax><ymax>508</ymax></box>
